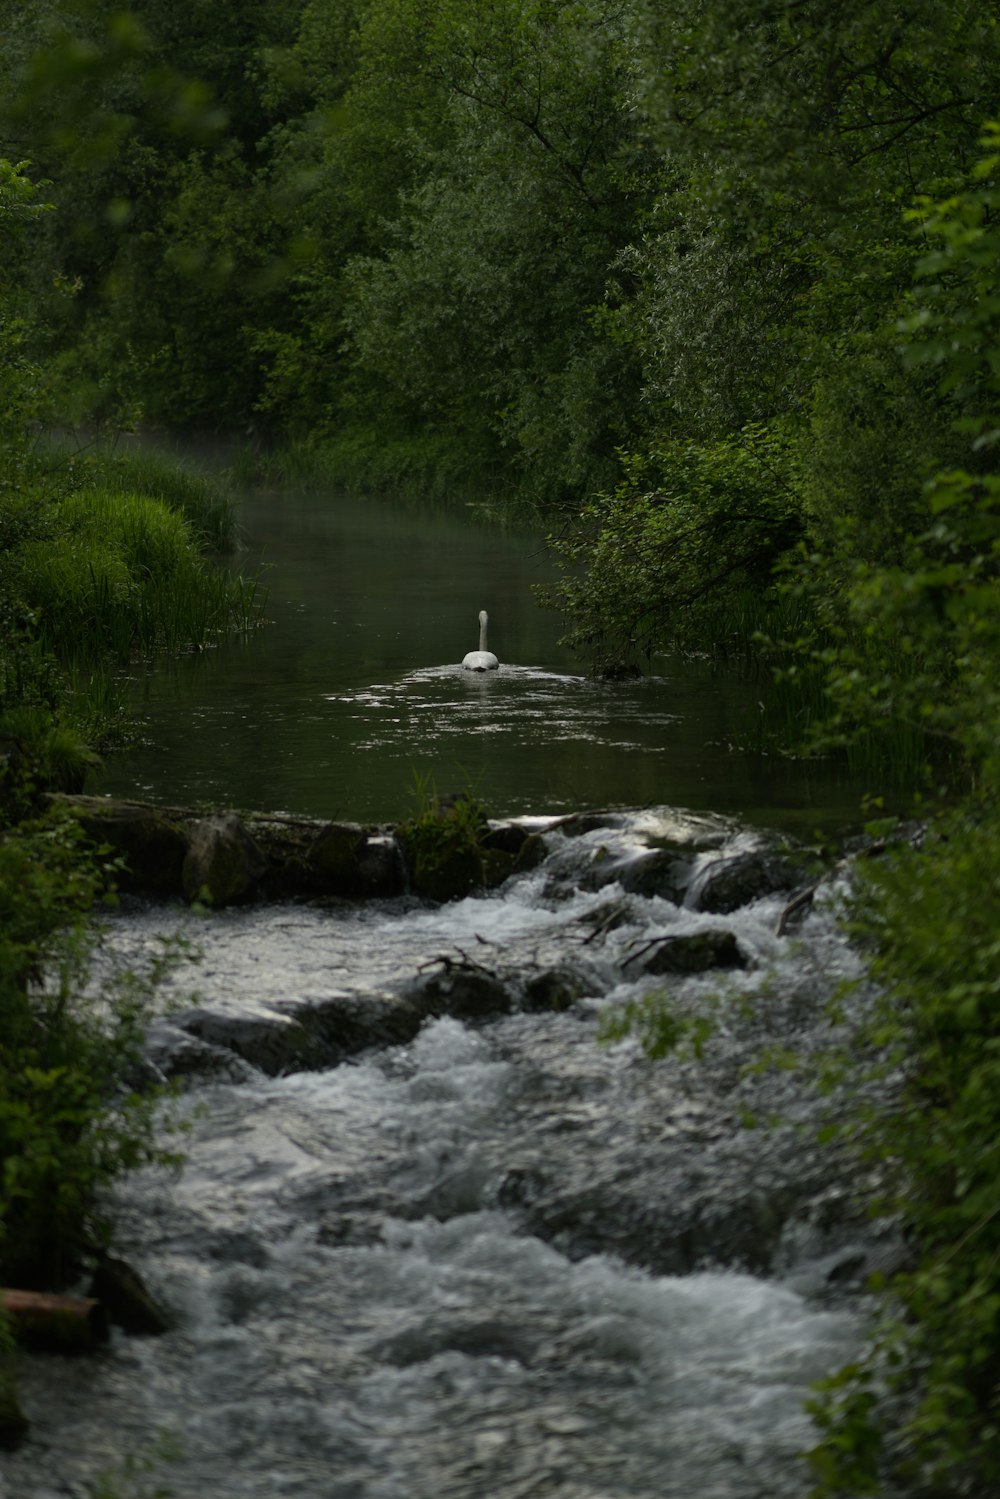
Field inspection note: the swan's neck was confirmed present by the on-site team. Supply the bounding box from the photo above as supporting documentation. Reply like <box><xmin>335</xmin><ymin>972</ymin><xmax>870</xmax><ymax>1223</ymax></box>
<box><xmin>479</xmin><ymin>611</ymin><xmax>489</xmax><ymax>652</ymax></box>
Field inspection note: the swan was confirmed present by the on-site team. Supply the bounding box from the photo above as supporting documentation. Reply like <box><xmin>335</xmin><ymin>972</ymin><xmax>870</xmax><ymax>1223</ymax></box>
<box><xmin>462</xmin><ymin>609</ymin><xmax>499</xmax><ymax>671</ymax></box>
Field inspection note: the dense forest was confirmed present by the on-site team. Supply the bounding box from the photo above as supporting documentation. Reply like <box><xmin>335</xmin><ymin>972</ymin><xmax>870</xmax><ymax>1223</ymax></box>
<box><xmin>2</xmin><ymin>0</ymin><xmax>1000</xmax><ymax>1491</ymax></box>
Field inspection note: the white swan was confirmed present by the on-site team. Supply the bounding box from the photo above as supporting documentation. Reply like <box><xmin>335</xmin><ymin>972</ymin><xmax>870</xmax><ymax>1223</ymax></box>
<box><xmin>462</xmin><ymin>609</ymin><xmax>499</xmax><ymax>671</ymax></box>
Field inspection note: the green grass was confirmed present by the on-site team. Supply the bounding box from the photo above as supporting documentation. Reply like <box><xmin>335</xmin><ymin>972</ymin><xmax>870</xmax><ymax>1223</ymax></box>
<box><xmin>6</xmin><ymin>486</ymin><xmax>265</xmax><ymax>666</ymax></box>
<box><xmin>39</xmin><ymin>441</ymin><xmax>237</xmax><ymax>550</ymax></box>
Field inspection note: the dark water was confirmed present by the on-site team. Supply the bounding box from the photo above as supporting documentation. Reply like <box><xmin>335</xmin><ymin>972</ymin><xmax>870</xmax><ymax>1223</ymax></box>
<box><xmin>100</xmin><ymin>486</ymin><xmax>866</xmax><ymax>833</ymax></box>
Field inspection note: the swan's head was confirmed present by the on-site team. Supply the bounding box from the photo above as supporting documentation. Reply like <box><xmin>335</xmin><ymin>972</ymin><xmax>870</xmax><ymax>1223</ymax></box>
<box><xmin>479</xmin><ymin>610</ymin><xmax>488</xmax><ymax>626</ymax></box>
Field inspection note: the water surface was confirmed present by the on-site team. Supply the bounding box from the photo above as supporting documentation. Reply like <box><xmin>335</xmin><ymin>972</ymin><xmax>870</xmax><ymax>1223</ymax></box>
<box><xmin>101</xmin><ymin>486</ymin><xmax>867</xmax><ymax>832</ymax></box>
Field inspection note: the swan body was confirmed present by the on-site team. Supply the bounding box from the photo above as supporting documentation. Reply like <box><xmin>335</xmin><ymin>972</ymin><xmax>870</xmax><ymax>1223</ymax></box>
<box><xmin>462</xmin><ymin>609</ymin><xmax>499</xmax><ymax>671</ymax></box>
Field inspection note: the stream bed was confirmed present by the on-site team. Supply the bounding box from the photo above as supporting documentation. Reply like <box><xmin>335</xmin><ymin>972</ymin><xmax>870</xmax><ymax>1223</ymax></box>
<box><xmin>2</xmin><ymin>807</ymin><xmax>895</xmax><ymax>1499</ymax></box>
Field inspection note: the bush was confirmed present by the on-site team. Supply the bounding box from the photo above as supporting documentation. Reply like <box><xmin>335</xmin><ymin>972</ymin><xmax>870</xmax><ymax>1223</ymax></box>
<box><xmin>5</xmin><ymin>484</ymin><xmax>265</xmax><ymax>664</ymax></box>
<box><xmin>0</xmin><ymin>810</ymin><xmax>179</xmax><ymax>1289</ymax></box>
<box><xmin>808</xmin><ymin>801</ymin><xmax>1000</xmax><ymax>1494</ymax></box>
<box><xmin>545</xmin><ymin>424</ymin><xmax>803</xmax><ymax>674</ymax></box>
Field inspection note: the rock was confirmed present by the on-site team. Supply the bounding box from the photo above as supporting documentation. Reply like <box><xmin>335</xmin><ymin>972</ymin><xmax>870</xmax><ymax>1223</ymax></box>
<box><xmin>550</xmin><ymin>811</ymin><xmax>632</xmax><ymax>837</ymax></box>
<box><xmin>481</xmin><ymin>825</ymin><xmax>546</xmax><ymax>888</ymax></box>
<box><xmin>691</xmin><ymin>850</ymin><xmax>803</xmax><ymax>914</ymax></box>
<box><xmin>88</xmin><ymin>1256</ymin><xmax>170</xmax><ymax>1335</ymax></box>
<box><xmin>291</xmin><ymin>992</ymin><xmax>426</xmax><ymax>1060</ymax></box>
<box><xmin>57</xmin><ymin>795</ymin><xmax>188</xmax><ymax>896</ymax></box>
<box><xmin>141</xmin><ymin>1021</ymin><xmax>260</xmax><ymax>1087</ymax></box>
<box><xmin>523</xmin><ymin>967</ymin><xmax>590</xmax><ymax>1011</ymax></box>
<box><xmin>604</xmin><ymin>847</ymin><xmax>695</xmax><ymax>903</ymax></box>
<box><xmin>631</xmin><ymin>928</ymin><xmax>747</xmax><ymax>975</ymax></box>
<box><xmin>306</xmin><ymin>822</ymin><xmax>381</xmax><ymax>898</ymax></box>
<box><xmin>177</xmin><ymin>1008</ymin><xmax>324</xmax><ymax>1077</ymax></box>
<box><xmin>182</xmin><ymin>813</ymin><xmax>267</xmax><ymax>906</ymax></box>
<box><xmin>406</xmin><ymin>964</ymin><xmax>514</xmax><ymax>1021</ymax></box>
<box><xmin>173</xmin><ymin>992</ymin><xmax>427</xmax><ymax>1078</ymax></box>
<box><xmin>353</xmin><ymin>832</ymin><xmax>406</xmax><ymax>897</ymax></box>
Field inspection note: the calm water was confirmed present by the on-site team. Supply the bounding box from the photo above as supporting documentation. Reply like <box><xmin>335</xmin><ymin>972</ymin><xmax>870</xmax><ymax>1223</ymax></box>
<box><xmin>101</xmin><ymin>485</ymin><xmax>865</xmax><ymax>831</ymax></box>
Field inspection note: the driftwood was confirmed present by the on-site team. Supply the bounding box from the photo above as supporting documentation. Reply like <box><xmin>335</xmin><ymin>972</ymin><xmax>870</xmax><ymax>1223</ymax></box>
<box><xmin>2</xmin><ymin>1288</ymin><xmax>110</xmax><ymax>1353</ymax></box>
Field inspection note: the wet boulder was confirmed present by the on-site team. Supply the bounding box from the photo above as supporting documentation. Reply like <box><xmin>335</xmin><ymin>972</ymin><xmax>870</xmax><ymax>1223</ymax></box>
<box><xmin>141</xmin><ymin>1020</ymin><xmax>260</xmax><ymax>1087</ymax></box>
<box><xmin>176</xmin><ymin>1007</ymin><xmax>327</xmax><ymax>1077</ymax></box>
<box><xmin>306</xmin><ymin>822</ymin><xmax>404</xmax><ymax>899</ymax></box>
<box><xmin>691</xmin><ymin>849</ymin><xmax>804</xmax><ymax>914</ymax></box>
<box><xmin>89</xmin><ymin>1256</ymin><xmax>170</xmax><ymax>1335</ymax></box>
<box><xmin>630</xmin><ymin>928</ymin><xmax>747</xmax><ymax>976</ymax></box>
<box><xmin>58</xmin><ymin>795</ymin><xmax>188</xmax><ymax>896</ymax></box>
<box><xmin>523</xmin><ymin>966</ymin><xmax>591</xmax><ymax>1011</ymax></box>
<box><xmin>480</xmin><ymin>823</ymin><xmax>546</xmax><ymax>888</ymax></box>
<box><xmin>182</xmin><ymin>813</ymin><xmax>268</xmax><ymax>907</ymax></box>
<box><xmin>406</xmin><ymin>963</ymin><xmax>515</xmax><ymax>1021</ymax></box>
<box><xmin>600</xmin><ymin>846</ymin><xmax>696</xmax><ymax>903</ymax></box>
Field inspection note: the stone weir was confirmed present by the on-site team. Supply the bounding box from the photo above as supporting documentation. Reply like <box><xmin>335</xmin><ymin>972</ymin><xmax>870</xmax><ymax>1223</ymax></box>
<box><xmin>46</xmin><ymin>793</ymin><xmax>547</xmax><ymax>908</ymax></box>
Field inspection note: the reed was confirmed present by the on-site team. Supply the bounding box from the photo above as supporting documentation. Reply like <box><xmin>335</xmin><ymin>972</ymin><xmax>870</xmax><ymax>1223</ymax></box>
<box><xmin>683</xmin><ymin>586</ymin><xmax>941</xmax><ymax>790</ymax></box>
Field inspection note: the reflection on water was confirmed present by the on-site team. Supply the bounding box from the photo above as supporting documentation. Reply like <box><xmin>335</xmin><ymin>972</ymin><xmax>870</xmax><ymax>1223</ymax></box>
<box><xmin>100</xmin><ymin>485</ymin><xmax>867</xmax><ymax>832</ymax></box>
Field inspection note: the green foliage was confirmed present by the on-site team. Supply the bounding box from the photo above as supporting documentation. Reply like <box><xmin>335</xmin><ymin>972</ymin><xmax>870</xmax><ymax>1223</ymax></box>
<box><xmin>599</xmin><ymin>994</ymin><xmax>716</xmax><ymax>1062</ymax></box>
<box><xmin>546</xmin><ymin>424</ymin><xmax>803</xmax><ymax>672</ymax></box>
<box><xmin>396</xmin><ymin>777</ymin><xmax>492</xmax><ymax>901</ymax></box>
<box><xmin>807</xmin><ymin>801</ymin><xmax>1000</xmax><ymax>1494</ymax></box>
<box><xmin>0</xmin><ymin>810</ymin><xmax>180</xmax><ymax>1289</ymax></box>
<box><xmin>70</xmin><ymin>445</ymin><xmax>237</xmax><ymax>550</ymax></box>
<box><xmin>4</xmin><ymin>484</ymin><xmax>262</xmax><ymax>664</ymax></box>
<box><xmin>788</xmin><ymin>127</ymin><xmax>1000</xmax><ymax>782</ymax></box>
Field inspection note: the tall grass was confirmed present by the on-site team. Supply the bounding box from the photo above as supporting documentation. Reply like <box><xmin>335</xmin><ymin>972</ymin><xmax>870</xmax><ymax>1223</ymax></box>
<box><xmin>688</xmin><ymin>586</ymin><xmax>940</xmax><ymax>788</ymax></box>
<box><xmin>5</xmin><ymin>486</ymin><xmax>266</xmax><ymax>668</ymax></box>
<box><xmin>75</xmin><ymin>446</ymin><xmax>237</xmax><ymax>550</ymax></box>
<box><xmin>245</xmin><ymin>424</ymin><xmax>504</xmax><ymax>503</ymax></box>
<box><xmin>36</xmin><ymin>439</ymin><xmax>237</xmax><ymax>549</ymax></box>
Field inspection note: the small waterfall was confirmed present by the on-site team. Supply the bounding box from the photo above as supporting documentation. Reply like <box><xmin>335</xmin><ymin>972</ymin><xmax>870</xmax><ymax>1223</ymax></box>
<box><xmin>4</xmin><ymin>808</ymin><xmax>893</xmax><ymax>1499</ymax></box>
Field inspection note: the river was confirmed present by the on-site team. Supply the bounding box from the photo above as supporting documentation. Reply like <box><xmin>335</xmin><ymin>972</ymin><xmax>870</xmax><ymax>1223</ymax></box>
<box><xmin>1</xmin><ymin>484</ymin><xmax>894</xmax><ymax>1499</ymax></box>
<box><xmin>99</xmin><ymin>483</ymin><xmax>867</xmax><ymax>833</ymax></box>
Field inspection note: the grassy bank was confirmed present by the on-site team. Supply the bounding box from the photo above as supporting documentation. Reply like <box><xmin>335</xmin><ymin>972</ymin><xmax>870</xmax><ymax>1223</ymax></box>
<box><xmin>0</xmin><ymin>442</ymin><xmax>266</xmax><ymax>758</ymax></box>
<box><xmin>0</xmin><ymin>441</ymin><xmax>264</xmax><ymax>1435</ymax></box>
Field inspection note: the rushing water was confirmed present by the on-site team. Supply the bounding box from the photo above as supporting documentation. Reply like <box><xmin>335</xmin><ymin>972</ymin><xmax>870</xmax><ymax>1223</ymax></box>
<box><xmin>3</xmin><ymin>810</ymin><xmax>886</xmax><ymax>1499</ymax></box>
<box><xmin>100</xmin><ymin>484</ymin><xmax>868</xmax><ymax>833</ymax></box>
<box><xmin>2</xmin><ymin>487</ymin><xmax>895</xmax><ymax>1499</ymax></box>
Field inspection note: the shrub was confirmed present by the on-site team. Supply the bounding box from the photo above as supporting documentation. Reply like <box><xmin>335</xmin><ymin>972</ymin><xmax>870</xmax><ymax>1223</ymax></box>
<box><xmin>545</xmin><ymin>423</ymin><xmax>803</xmax><ymax>674</ymax></box>
<box><xmin>808</xmin><ymin>801</ymin><xmax>1000</xmax><ymax>1494</ymax></box>
<box><xmin>0</xmin><ymin>810</ymin><xmax>179</xmax><ymax>1289</ymax></box>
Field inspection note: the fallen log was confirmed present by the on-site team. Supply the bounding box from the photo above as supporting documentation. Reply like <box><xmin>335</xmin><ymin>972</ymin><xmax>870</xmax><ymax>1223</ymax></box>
<box><xmin>2</xmin><ymin>1289</ymin><xmax>110</xmax><ymax>1353</ymax></box>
